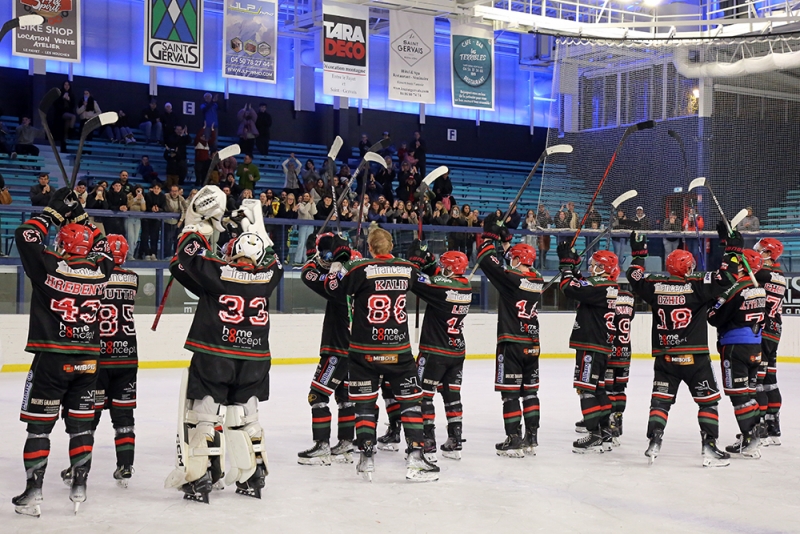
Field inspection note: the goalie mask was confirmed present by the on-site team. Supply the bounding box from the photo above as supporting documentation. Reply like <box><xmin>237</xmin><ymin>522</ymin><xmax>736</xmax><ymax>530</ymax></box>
<box><xmin>56</xmin><ymin>223</ymin><xmax>94</xmax><ymax>257</ymax></box>
<box><xmin>106</xmin><ymin>234</ymin><xmax>129</xmax><ymax>265</ymax></box>
<box><xmin>230</xmin><ymin>232</ymin><xmax>267</xmax><ymax>265</ymax></box>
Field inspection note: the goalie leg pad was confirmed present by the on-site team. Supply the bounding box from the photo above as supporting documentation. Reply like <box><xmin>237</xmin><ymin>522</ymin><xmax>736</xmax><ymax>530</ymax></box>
<box><xmin>184</xmin><ymin>396</ymin><xmax>224</xmax><ymax>483</ymax></box>
<box><xmin>223</xmin><ymin>397</ymin><xmax>265</xmax><ymax>485</ymax></box>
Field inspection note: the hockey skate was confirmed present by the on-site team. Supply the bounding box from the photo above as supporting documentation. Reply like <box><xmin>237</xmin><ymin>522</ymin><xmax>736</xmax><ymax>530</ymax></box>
<box><xmin>496</xmin><ymin>434</ymin><xmax>525</xmax><ymax>458</ymax></box>
<box><xmin>702</xmin><ymin>434</ymin><xmax>731</xmax><ymax>467</ymax></box>
<box><xmin>574</xmin><ymin>419</ymin><xmax>588</xmax><ymax>434</ymax></box>
<box><xmin>440</xmin><ymin>426</ymin><xmax>464</xmax><ymax>460</ymax></box>
<box><xmin>182</xmin><ymin>471</ymin><xmax>213</xmax><ymax>503</ymax></box>
<box><xmin>600</xmin><ymin>426</ymin><xmax>615</xmax><ymax>452</ymax></box>
<box><xmin>356</xmin><ymin>442</ymin><xmax>375</xmax><ymax>482</ymax></box>
<box><xmin>113</xmin><ymin>465</ymin><xmax>133</xmax><ymax>488</ymax></box>
<box><xmin>331</xmin><ymin>440</ymin><xmax>355</xmax><ymax>463</ymax></box>
<box><xmin>12</xmin><ymin>468</ymin><xmax>45</xmax><ymax>518</ymax></box>
<box><xmin>573</xmin><ymin>431</ymin><xmax>604</xmax><ymax>454</ymax></box>
<box><xmin>406</xmin><ymin>447</ymin><xmax>440</xmax><ymax>482</ymax></box>
<box><xmin>377</xmin><ymin>421</ymin><xmax>401</xmax><ymax>451</ymax></box>
<box><xmin>610</xmin><ymin>412</ymin><xmax>623</xmax><ymax>446</ymax></box>
<box><xmin>725</xmin><ymin>432</ymin><xmax>761</xmax><ymax>459</ymax></box>
<box><xmin>60</xmin><ymin>466</ymin><xmax>73</xmax><ymax>487</ymax></box>
<box><xmin>522</xmin><ymin>427</ymin><xmax>538</xmax><ymax>456</ymax></box>
<box><xmin>422</xmin><ymin>426</ymin><xmax>438</xmax><ymax>463</ymax></box>
<box><xmin>235</xmin><ymin>463</ymin><xmax>266</xmax><ymax>499</ymax></box>
<box><xmin>297</xmin><ymin>441</ymin><xmax>332</xmax><ymax>466</ymax></box>
<box><xmin>69</xmin><ymin>466</ymin><xmax>88</xmax><ymax>515</ymax></box>
<box><xmin>644</xmin><ymin>429</ymin><xmax>663</xmax><ymax>465</ymax></box>
<box><xmin>764</xmin><ymin>414</ymin><xmax>781</xmax><ymax>447</ymax></box>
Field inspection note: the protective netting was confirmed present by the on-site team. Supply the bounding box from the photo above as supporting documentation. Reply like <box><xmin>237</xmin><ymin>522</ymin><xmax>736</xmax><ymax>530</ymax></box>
<box><xmin>538</xmin><ymin>34</ymin><xmax>800</xmax><ymax>269</ymax></box>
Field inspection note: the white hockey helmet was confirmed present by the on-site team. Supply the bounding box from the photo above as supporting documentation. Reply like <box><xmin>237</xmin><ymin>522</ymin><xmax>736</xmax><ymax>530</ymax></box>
<box><xmin>230</xmin><ymin>232</ymin><xmax>267</xmax><ymax>265</ymax></box>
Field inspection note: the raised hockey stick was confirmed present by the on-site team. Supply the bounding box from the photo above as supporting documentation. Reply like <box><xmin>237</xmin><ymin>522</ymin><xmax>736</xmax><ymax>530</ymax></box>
<box><xmin>503</xmin><ymin>144</ymin><xmax>572</xmax><ymax>226</ymax></box>
<box><xmin>689</xmin><ymin>177</ymin><xmax>758</xmax><ymax>285</ymax></box>
<box><xmin>150</xmin><ymin>273</ymin><xmax>176</xmax><ymax>331</ymax></box>
<box><xmin>569</xmin><ymin>120</ymin><xmax>654</xmax><ymax>248</ymax></box>
<box><xmin>37</xmin><ymin>87</ymin><xmax>69</xmax><ymax>186</ymax></box>
<box><xmin>607</xmin><ymin>189</ymin><xmax>637</xmax><ymax>250</ymax></box>
<box><xmin>353</xmin><ymin>151</ymin><xmax>389</xmax><ymax>244</ymax></box>
<box><xmin>730</xmin><ymin>208</ymin><xmax>748</xmax><ymax>229</ymax></box>
<box><xmin>325</xmin><ymin>136</ymin><xmax>344</xmax><ymax>234</ymax></box>
<box><xmin>0</xmin><ymin>14</ymin><xmax>43</xmax><ymax>41</ymax></box>
<box><xmin>70</xmin><ymin>112</ymin><xmax>119</xmax><ymax>189</ymax></box>
<box><xmin>668</xmin><ymin>129</ymin><xmax>705</xmax><ymax>269</ymax></box>
<box><xmin>540</xmin><ymin>227</ymin><xmax>613</xmax><ymax>294</ymax></box>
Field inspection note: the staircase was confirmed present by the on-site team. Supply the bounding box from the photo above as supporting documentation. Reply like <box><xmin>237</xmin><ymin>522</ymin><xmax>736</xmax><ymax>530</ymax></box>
<box><xmin>36</xmin><ymin>144</ymin><xmax>74</xmax><ymax>187</ymax></box>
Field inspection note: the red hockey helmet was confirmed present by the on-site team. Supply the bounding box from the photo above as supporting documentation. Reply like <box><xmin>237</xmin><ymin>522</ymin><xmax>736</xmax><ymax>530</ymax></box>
<box><xmin>743</xmin><ymin>249</ymin><xmax>763</xmax><ymax>273</ymax></box>
<box><xmin>350</xmin><ymin>250</ymin><xmax>363</xmax><ymax>260</ymax></box>
<box><xmin>508</xmin><ymin>243</ymin><xmax>536</xmax><ymax>267</ymax></box>
<box><xmin>56</xmin><ymin>223</ymin><xmax>94</xmax><ymax>257</ymax></box>
<box><xmin>106</xmin><ymin>234</ymin><xmax>129</xmax><ymax>265</ymax></box>
<box><xmin>440</xmin><ymin>251</ymin><xmax>468</xmax><ymax>275</ymax></box>
<box><xmin>666</xmin><ymin>249</ymin><xmax>695</xmax><ymax>278</ymax></box>
<box><xmin>590</xmin><ymin>250</ymin><xmax>619</xmax><ymax>278</ymax></box>
<box><xmin>754</xmin><ymin>238</ymin><xmax>783</xmax><ymax>261</ymax></box>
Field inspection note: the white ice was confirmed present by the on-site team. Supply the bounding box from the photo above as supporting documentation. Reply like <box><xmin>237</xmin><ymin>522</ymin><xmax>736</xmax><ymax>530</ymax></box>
<box><xmin>0</xmin><ymin>358</ymin><xmax>798</xmax><ymax>533</ymax></box>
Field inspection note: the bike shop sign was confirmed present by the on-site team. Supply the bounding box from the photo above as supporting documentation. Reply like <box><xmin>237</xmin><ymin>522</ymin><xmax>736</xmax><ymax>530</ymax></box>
<box><xmin>13</xmin><ymin>0</ymin><xmax>81</xmax><ymax>62</ymax></box>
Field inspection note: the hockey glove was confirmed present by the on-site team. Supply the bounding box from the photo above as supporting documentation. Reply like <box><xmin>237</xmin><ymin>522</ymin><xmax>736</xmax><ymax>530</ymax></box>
<box><xmin>306</xmin><ymin>232</ymin><xmax>318</xmax><ymax>261</ymax></box>
<box><xmin>332</xmin><ymin>235</ymin><xmax>352</xmax><ymax>263</ymax></box>
<box><xmin>630</xmin><ymin>231</ymin><xmax>648</xmax><ymax>257</ymax></box>
<box><xmin>183</xmin><ymin>186</ymin><xmax>227</xmax><ymax>237</ymax></box>
<box><xmin>717</xmin><ymin>221</ymin><xmax>744</xmax><ymax>254</ymax></box>
<box><xmin>407</xmin><ymin>239</ymin><xmax>436</xmax><ymax>272</ymax></box>
<box><xmin>43</xmin><ymin>187</ymin><xmax>79</xmax><ymax>226</ymax></box>
<box><xmin>480</xmin><ymin>213</ymin><xmax>512</xmax><ymax>243</ymax></box>
<box><xmin>557</xmin><ymin>241</ymin><xmax>581</xmax><ymax>273</ymax></box>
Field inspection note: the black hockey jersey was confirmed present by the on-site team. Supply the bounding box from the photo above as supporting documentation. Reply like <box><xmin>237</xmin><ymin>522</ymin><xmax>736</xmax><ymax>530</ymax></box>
<box><xmin>411</xmin><ymin>273</ymin><xmax>472</xmax><ymax>358</ymax></box>
<box><xmin>708</xmin><ymin>276</ymin><xmax>766</xmax><ymax>346</ymax></box>
<box><xmin>756</xmin><ymin>264</ymin><xmax>786</xmax><ymax>344</ymax></box>
<box><xmin>559</xmin><ymin>273</ymin><xmax>618</xmax><ymax>353</ymax></box>
<box><xmin>627</xmin><ymin>266</ymin><xmax>732</xmax><ymax>357</ymax></box>
<box><xmin>325</xmin><ymin>254</ymin><xmax>417</xmax><ymax>355</ymax></box>
<box><xmin>170</xmin><ymin>231</ymin><xmax>283</xmax><ymax>361</ymax></box>
<box><xmin>477</xmin><ymin>242</ymin><xmax>542</xmax><ymax>347</ymax></box>
<box><xmin>302</xmin><ymin>259</ymin><xmax>350</xmax><ymax>358</ymax></box>
<box><xmin>611</xmin><ymin>288</ymin><xmax>635</xmax><ymax>361</ymax></box>
<box><xmin>99</xmin><ymin>266</ymin><xmax>139</xmax><ymax>368</ymax></box>
<box><xmin>16</xmin><ymin>215</ymin><xmax>114</xmax><ymax>356</ymax></box>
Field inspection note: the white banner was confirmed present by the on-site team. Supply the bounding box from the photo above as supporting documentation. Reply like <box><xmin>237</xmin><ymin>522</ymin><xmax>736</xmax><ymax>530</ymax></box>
<box><xmin>144</xmin><ymin>0</ymin><xmax>204</xmax><ymax>71</ymax></box>
<box><xmin>450</xmin><ymin>22</ymin><xmax>495</xmax><ymax>110</ymax></box>
<box><xmin>322</xmin><ymin>2</ymin><xmax>369</xmax><ymax>100</ymax></box>
<box><xmin>222</xmin><ymin>0</ymin><xmax>277</xmax><ymax>83</ymax></box>
<box><xmin>388</xmin><ymin>12</ymin><xmax>435</xmax><ymax>104</ymax></box>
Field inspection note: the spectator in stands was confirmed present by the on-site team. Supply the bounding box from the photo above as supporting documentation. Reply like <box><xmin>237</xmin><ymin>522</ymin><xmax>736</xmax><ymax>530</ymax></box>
<box><xmin>397</xmin><ymin>142</ymin><xmax>408</xmax><ymax>164</ymax></box>
<box><xmin>106</xmin><ymin>181</ymin><xmax>127</xmax><ymax>236</ymax></box>
<box><xmin>139</xmin><ymin>99</ymin><xmax>162</xmax><ymax>144</ymax></box>
<box><xmin>309</xmin><ymin>177</ymin><xmax>327</xmax><ymax>203</ymax></box>
<box><xmin>193</xmin><ymin>123</ymin><xmax>216</xmax><ymax>187</ymax></box>
<box><xmin>200</xmin><ymin>93</ymin><xmax>219</xmax><ymax>149</ymax></box>
<box><xmin>221</xmin><ymin>172</ymin><xmax>241</xmax><ymax>199</ymax></box>
<box><xmin>378</xmin><ymin>131</ymin><xmax>395</xmax><ymax>157</ymax></box>
<box><xmin>162</xmin><ymin>102</ymin><xmax>178</xmax><ymax>135</ymax></box>
<box><xmin>736</xmin><ymin>206</ymin><xmax>760</xmax><ymax>248</ymax></box>
<box><xmin>611</xmin><ymin>207</ymin><xmax>629</xmax><ymax>258</ymax></box>
<box><xmin>142</xmin><ymin>182</ymin><xmax>166</xmax><ymax>260</ymax></box>
<box><xmin>503</xmin><ymin>203</ymin><xmax>521</xmax><ymax>229</ymax></box>
<box><xmin>331</xmin><ymin>175</ymin><xmax>348</xmax><ymax>202</ymax></box>
<box><xmin>237</xmin><ymin>188</ymin><xmax>253</xmax><ymax>208</ymax></box>
<box><xmin>315</xmin><ymin>195</ymin><xmax>334</xmax><ymax>221</ymax></box>
<box><xmin>683</xmin><ymin>207</ymin><xmax>705</xmax><ymax>262</ymax></box>
<box><xmin>395</xmin><ymin>162</ymin><xmax>418</xmax><ymax>203</ymax></box>
<box><xmin>359</xmin><ymin>134</ymin><xmax>371</xmax><ymax>157</ymax></box>
<box><xmin>433</xmin><ymin>171</ymin><xmax>453</xmax><ymax>207</ymax></box>
<box><xmin>339</xmin><ymin>198</ymin><xmax>353</xmax><ymax>222</ymax></box>
<box><xmin>634</xmin><ymin>206</ymin><xmax>650</xmax><ymax>230</ymax></box>
<box><xmin>220</xmin><ymin>185</ymin><xmax>237</xmax><ymax>213</ymax></box>
<box><xmin>164</xmin><ymin>144</ymin><xmax>180</xmax><ymax>190</ymax></box>
<box><xmin>561</xmin><ymin>201</ymin><xmax>579</xmax><ymax>229</ymax></box>
<box><xmin>534</xmin><ymin>205</ymin><xmax>553</xmax><ymax>269</ymax></box>
<box><xmin>282</xmin><ymin>153</ymin><xmax>302</xmax><ymax>199</ymax></box>
<box><xmin>365</xmin><ymin>200</ymin><xmax>386</xmax><ymax>224</ymax></box>
<box><xmin>237</xmin><ymin>103</ymin><xmax>259</xmax><ymax>156</ymax></box>
<box><xmin>337</xmin><ymin>162</ymin><xmax>352</xmax><ymax>180</ymax></box>
<box><xmin>55</xmin><ymin>80</ymin><xmax>77</xmax><ymax>150</ymax></box>
<box><xmin>126</xmin><ymin>185</ymin><xmax>146</xmax><ymax>259</ymax></box>
<box><xmin>261</xmin><ymin>190</ymin><xmax>285</xmax><ymax>262</ymax></box>
<box><xmin>365</xmin><ymin>175</ymin><xmax>384</xmax><ymax>203</ymax></box>
<box><xmin>663</xmin><ymin>211</ymin><xmax>682</xmax><ymax>257</ymax></box>
<box><xmin>429</xmin><ymin>201</ymin><xmax>450</xmax><ymax>225</ymax></box>
<box><xmin>30</xmin><ymin>172</ymin><xmax>52</xmax><ymax>206</ymax></box>
<box><xmin>301</xmin><ymin>159</ymin><xmax>320</xmax><ymax>187</ymax></box>
<box><xmin>86</xmin><ymin>183</ymin><xmax>109</xmax><ymax>234</ymax></box>
<box><xmin>236</xmin><ymin>153</ymin><xmax>260</xmax><ymax>191</ymax></box>
<box><xmin>74</xmin><ymin>181</ymin><xmax>88</xmax><ymax>207</ymax></box>
<box><xmin>0</xmin><ymin>120</ymin><xmax>11</xmax><ymax>155</ymax></box>
<box><xmin>446</xmin><ymin>205</ymin><xmax>467</xmax><ymax>252</ymax></box>
<box><xmin>219</xmin><ymin>155</ymin><xmax>238</xmax><ymax>184</ymax></box>
<box><xmin>555</xmin><ymin>209</ymin><xmax>570</xmax><ymax>230</ymax></box>
<box><xmin>163</xmin><ymin>185</ymin><xmax>187</xmax><ymax>257</ymax></box>
<box><xmin>255</xmin><ymin>103</ymin><xmax>272</xmax><ymax>156</ymax></box>
<box><xmin>14</xmin><ymin>117</ymin><xmax>42</xmax><ymax>157</ymax></box>
<box><xmin>587</xmin><ymin>206</ymin><xmax>602</xmax><ymax>228</ymax></box>
<box><xmin>409</xmin><ymin>131</ymin><xmax>427</xmax><ymax>177</ymax></box>
<box><xmin>76</xmin><ymin>90</ymin><xmax>101</xmax><ymax>139</ymax></box>
<box><xmin>406</xmin><ymin>202</ymin><xmax>419</xmax><ymax>226</ymax></box>
<box><xmin>375</xmin><ymin>155</ymin><xmax>396</xmax><ymax>203</ymax></box>
<box><xmin>294</xmin><ymin>192</ymin><xmax>317</xmax><ymax>266</ymax></box>
<box><xmin>135</xmin><ymin>156</ymin><xmax>156</xmax><ymax>183</ymax></box>
<box><xmin>167</xmin><ymin>125</ymin><xmax>191</xmax><ymax>187</ymax></box>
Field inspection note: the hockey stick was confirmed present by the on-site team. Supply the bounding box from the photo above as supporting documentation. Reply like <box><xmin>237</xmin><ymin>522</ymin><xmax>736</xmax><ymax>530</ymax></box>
<box><xmin>353</xmin><ymin>151</ymin><xmax>389</xmax><ymax>244</ymax></box>
<box><xmin>70</xmin><ymin>112</ymin><xmax>119</xmax><ymax>189</ymax></box>
<box><xmin>37</xmin><ymin>87</ymin><xmax>69</xmax><ymax>186</ymax></box>
<box><xmin>540</xmin><ymin>227</ymin><xmax>613</xmax><ymax>294</ymax></box>
<box><xmin>730</xmin><ymin>208</ymin><xmax>748</xmax><ymax>229</ymax></box>
<box><xmin>152</xmin><ymin>142</ymin><xmax>242</xmax><ymax>331</ymax></box>
<box><xmin>569</xmin><ymin>120</ymin><xmax>654</xmax><ymax>248</ymax></box>
<box><xmin>607</xmin><ymin>189</ymin><xmax>637</xmax><ymax>250</ymax></box>
<box><xmin>689</xmin><ymin>177</ymin><xmax>757</xmax><ymax>285</ymax></box>
<box><xmin>0</xmin><ymin>14</ymin><xmax>43</xmax><ymax>41</ymax></box>
<box><xmin>668</xmin><ymin>129</ymin><xmax>705</xmax><ymax>269</ymax></box>
<box><xmin>326</xmin><ymin>136</ymin><xmax>344</xmax><ymax>234</ymax></box>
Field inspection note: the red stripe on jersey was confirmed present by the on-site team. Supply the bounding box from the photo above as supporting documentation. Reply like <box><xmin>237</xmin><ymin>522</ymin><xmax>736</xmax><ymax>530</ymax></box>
<box><xmin>185</xmin><ymin>340</ymin><xmax>270</xmax><ymax>358</ymax></box>
<box><xmin>26</xmin><ymin>219</ymin><xmax>48</xmax><ymax>235</ymax></box>
<box><xmin>26</xmin><ymin>342</ymin><xmax>99</xmax><ymax>353</ymax></box>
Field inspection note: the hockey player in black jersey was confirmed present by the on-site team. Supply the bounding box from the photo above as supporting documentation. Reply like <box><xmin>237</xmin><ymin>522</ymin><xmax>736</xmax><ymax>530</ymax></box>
<box><xmin>325</xmin><ymin>227</ymin><xmax>439</xmax><ymax>482</ymax></box>
<box><xmin>477</xmin><ymin>217</ymin><xmax>543</xmax><ymax>458</ymax></box>
<box><xmin>13</xmin><ymin>188</ymin><xmax>115</xmax><ymax>517</ymax></box>
<box><xmin>606</xmin><ymin>279</ymin><xmax>634</xmax><ymax>445</ymax></box>
<box><xmin>165</xmin><ymin>188</ymin><xmax>283</xmax><ymax>502</ymax></box>
<box><xmin>708</xmin><ymin>235</ymin><xmax>767</xmax><ymax>459</ymax></box>
<box><xmin>627</xmin><ymin>231</ymin><xmax>735</xmax><ymax>467</ymax></box>
<box><xmin>752</xmin><ymin>238</ymin><xmax>786</xmax><ymax>446</ymax></box>
<box><xmin>407</xmin><ymin>241</ymin><xmax>472</xmax><ymax>461</ymax></box>
<box><xmin>557</xmin><ymin>243</ymin><xmax>619</xmax><ymax>453</ymax></box>
<box><xmin>61</xmin><ymin>235</ymin><xmax>139</xmax><ymax>489</ymax></box>
<box><xmin>298</xmin><ymin>232</ymin><xmax>356</xmax><ymax>465</ymax></box>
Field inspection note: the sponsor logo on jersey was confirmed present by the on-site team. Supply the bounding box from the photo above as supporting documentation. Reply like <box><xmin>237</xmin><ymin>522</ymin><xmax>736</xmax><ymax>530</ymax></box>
<box><xmin>615</xmin><ymin>295</ymin><xmax>635</xmax><ymax>307</ymax></box>
<box><xmin>21</xmin><ymin>371</ymin><xmax>33</xmax><ymax>410</ymax></box>
<box><xmin>605</xmin><ymin>287</ymin><xmax>619</xmax><ymax>299</ymax></box>
<box><xmin>101</xmin><ymin>340</ymin><xmax>137</xmax><ymax>356</ymax></box>
<box><xmin>56</xmin><ymin>260</ymin><xmax>106</xmax><ymax>280</ymax></box>
<box><xmin>59</xmin><ymin>324</ymin><xmax>95</xmax><ymax>341</ymax></box>
<box><xmin>45</xmin><ymin>274</ymin><xmax>107</xmax><ymax>296</ymax></box>
<box><xmin>448</xmin><ymin>337</ymin><xmax>466</xmax><ymax>350</ymax></box>
<box><xmin>220</xmin><ymin>265</ymin><xmax>275</xmax><ymax>284</ymax></box>
<box><xmin>62</xmin><ymin>361</ymin><xmax>97</xmax><ymax>374</ymax></box>
<box><xmin>364</xmin><ymin>265</ymin><xmax>412</xmax><ymax>279</ymax></box>
<box><xmin>654</xmin><ymin>283</ymin><xmax>693</xmax><ymax>294</ymax></box>
<box><xmin>581</xmin><ymin>354</ymin><xmax>592</xmax><ymax>382</ymax></box>
<box><xmin>109</xmin><ymin>273</ymin><xmax>138</xmax><ymax>286</ymax></box>
<box><xmin>519</xmin><ymin>279</ymin><xmax>543</xmax><ymax>293</ymax></box>
<box><xmin>371</xmin><ymin>327</ymin><xmax>407</xmax><ymax>343</ymax></box>
<box><xmin>320</xmin><ymin>358</ymin><xmax>337</xmax><ymax>385</ymax></box>
<box><xmin>221</xmin><ymin>326</ymin><xmax>263</xmax><ymax>347</ymax></box>
<box><xmin>659</xmin><ymin>333</ymin><xmax>688</xmax><ymax>347</ymax></box>
<box><xmin>445</xmin><ymin>290</ymin><xmax>472</xmax><ymax>303</ymax></box>
<box><xmin>769</xmin><ymin>271</ymin><xmax>786</xmax><ymax>287</ymax></box>
<box><xmin>496</xmin><ymin>356</ymin><xmax>504</xmax><ymax>384</ymax></box>
<box><xmin>374</xmin><ymin>279</ymin><xmax>408</xmax><ymax>291</ymax></box>
<box><xmin>741</xmin><ymin>287</ymin><xmax>767</xmax><ymax>300</ymax></box>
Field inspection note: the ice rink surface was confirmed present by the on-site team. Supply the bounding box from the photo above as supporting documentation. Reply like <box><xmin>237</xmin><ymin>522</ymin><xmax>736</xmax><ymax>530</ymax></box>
<box><xmin>0</xmin><ymin>358</ymin><xmax>798</xmax><ymax>534</ymax></box>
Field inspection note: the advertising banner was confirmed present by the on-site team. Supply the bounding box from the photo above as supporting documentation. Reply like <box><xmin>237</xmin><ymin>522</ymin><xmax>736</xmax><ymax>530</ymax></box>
<box><xmin>13</xmin><ymin>0</ymin><xmax>81</xmax><ymax>62</ymax></box>
<box><xmin>222</xmin><ymin>0</ymin><xmax>277</xmax><ymax>83</ymax></box>
<box><xmin>145</xmin><ymin>0</ymin><xmax>204</xmax><ymax>71</ymax></box>
<box><xmin>388</xmin><ymin>11</ymin><xmax>435</xmax><ymax>104</ymax></box>
<box><xmin>322</xmin><ymin>1</ymin><xmax>369</xmax><ymax>100</ymax></box>
<box><xmin>450</xmin><ymin>22</ymin><xmax>495</xmax><ymax>110</ymax></box>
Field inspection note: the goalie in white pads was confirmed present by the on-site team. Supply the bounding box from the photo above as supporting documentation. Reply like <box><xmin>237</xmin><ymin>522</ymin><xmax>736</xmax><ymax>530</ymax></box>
<box><xmin>164</xmin><ymin>188</ymin><xmax>283</xmax><ymax>502</ymax></box>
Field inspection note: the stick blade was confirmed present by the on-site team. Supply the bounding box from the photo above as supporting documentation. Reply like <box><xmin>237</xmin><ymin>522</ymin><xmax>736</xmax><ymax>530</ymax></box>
<box><xmin>423</xmin><ymin>166</ymin><xmax>448</xmax><ymax>186</ymax></box>
<box><xmin>634</xmin><ymin>120</ymin><xmax>655</xmax><ymax>131</ymax></box>
<box><xmin>327</xmin><ymin>136</ymin><xmax>343</xmax><ymax>159</ymax></box>
<box><xmin>545</xmin><ymin>144</ymin><xmax>573</xmax><ymax>156</ymax></box>
<box><xmin>218</xmin><ymin>143</ymin><xmax>241</xmax><ymax>161</ymax></box>
<box><xmin>39</xmin><ymin>87</ymin><xmax>62</xmax><ymax>113</ymax></box>
<box><xmin>19</xmin><ymin>14</ymin><xmax>45</xmax><ymax>27</ymax></box>
<box><xmin>611</xmin><ymin>189</ymin><xmax>638</xmax><ymax>209</ymax></box>
<box><xmin>98</xmin><ymin>112</ymin><xmax>118</xmax><ymax>126</ymax></box>
<box><xmin>688</xmin><ymin>177</ymin><xmax>706</xmax><ymax>191</ymax></box>
<box><xmin>730</xmin><ymin>208</ymin><xmax>749</xmax><ymax>228</ymax></box>
<box><xmin>363</xmin><ymin>151</ymin><xmax>387</xmax><ymax>168</ymax></box>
